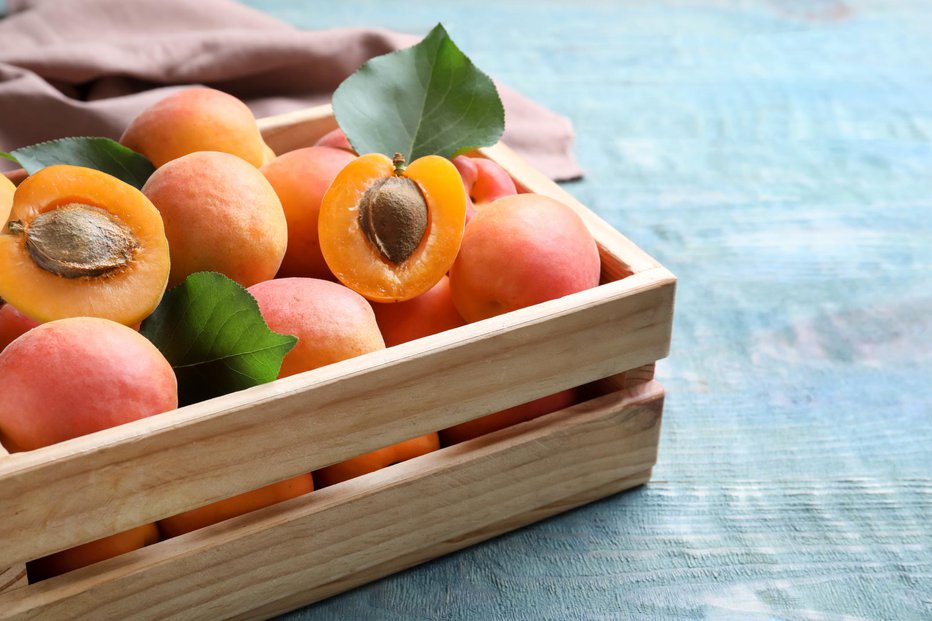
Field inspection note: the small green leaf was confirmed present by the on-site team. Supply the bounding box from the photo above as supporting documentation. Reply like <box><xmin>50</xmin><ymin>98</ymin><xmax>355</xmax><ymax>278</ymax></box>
<box><xmin>1</xmin><ymin>137</ymin><xmax>155</xmax><ymax>189</ymax></box>
<box><xmin>333</xmin><ymin>23</ymin><xmax>505</xmax><ymax>161</ymax></box>
<box><xmin>140</xmin><ymin>272</ymin><xmax>297</xmax><ymax>406</ymax></box>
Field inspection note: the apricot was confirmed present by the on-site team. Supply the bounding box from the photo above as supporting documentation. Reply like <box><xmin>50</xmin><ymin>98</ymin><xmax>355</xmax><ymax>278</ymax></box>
<box><xmin>314</xmin><ymin>433</ymin><xmax>440</xmax><ymax>488</ymax></box>
<box><xmin>260</xmin><ymin>146</ymin><xmax>356</xmax><ymax>279</ymax></box>
<box><xmin>121</xmin><ymin>87</ymin><xmax>266</xmax><ymax>168</ymax></box>
<box><xmin>319</xmin><ymin>153</ymin><xmax>466</xmax><ymax>302</ymax></box>
<box><xmin>248</xmin><ymin>277</ymin><xmax>384</xmax><ymax>378</ymax></box>
<box><xmin>0</xmin><ymin>166</ymin><xmax>171</xmax><ymax>326</ymax></box>
<box><xmin>314</xmin><ymin>127</ymin><xmax>354</xmax><ymax>153</ymax></box>
<box><xmin>0</xmin><ymin>303</ymin><xmax>40</xmax><ymax>352</ymax></box>
<box><xmin>440</xmin><ymin>389</ymin><xmax>577</xmax><ymax>446</ymax></box>
<box><xmin>143</xmin><ymin>151</ymin><xmax>288</xmax><ymax>288</ymax></box>
<box><xmin>262</xmin><ymin>142</ymin><xmax>277</xmax><ymax>166</ymax></box>
<box><xmin>0</xmin><ymin>173</ymin><xmax>14</xmax><ymax>225</ymax></box>
<box><xmin>449</xmin><ymin>194</ymin><xmax>601</xmax><ymax>322</ymax></box>
<box><xmin>371</xmin><ymin>276</ymin><xmax>465</xmax><ymax>347</ymax></box>
<box><xmin>27</xmin><ymin>524</ymin><xmax>160</xmax><ymax>582</ymax></box>
<box><xmin>158</xmin><ymin>474</ymin><xmax>314</xmax><ymax>538</ymax></box>
<box><xmin>453</xmin><ymin>156</ymin><xmax>517</xmax><ymax>207</ymax></box>
<box><xmin>0</xmin><ymin>317</ymin><xmax>175</xmax><ymax>578</ymax></box>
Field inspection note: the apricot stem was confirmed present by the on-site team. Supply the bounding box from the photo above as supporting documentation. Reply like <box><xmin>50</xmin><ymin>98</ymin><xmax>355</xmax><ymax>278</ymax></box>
<box><xmin>392</xmin><ymin>153</ymin><xmax>407</xmax><ymax>176</ymax></box>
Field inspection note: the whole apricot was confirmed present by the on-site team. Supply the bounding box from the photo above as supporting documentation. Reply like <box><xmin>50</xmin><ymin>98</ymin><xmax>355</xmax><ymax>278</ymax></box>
<box><xmin>0</xmin><ymin>303</ymin><xmax>39</xmax><ymax>352</ymax></box>
<box><xmin>121</xmin><ymin>88</ymin><xmax>266</xmax><ymax>168</ymax></box>
<box><xmin>0</xmin><ymin>165</ymin><xmax>171</xmax><ymax>326</ymax></box>
<box><xmin>261</xmin><ymin>146</ymin><xmax>356</xmax><ymax>279</ymax></box>
<box><xmin>248</xmin><ymin>277</ymin><xmax>384</xmax><ymax>378</ymax></box>
<box><xmin>440</xmin><ymin>389</ymin><xmax>577</xmax><ymax>445</ymax></box>
<box><xmin>143</xmin><ymin>151</ymin><xmax>288</xmax><ymax>288</ymax></box>
<box><xmin>449</xmin><ymin>194</ymin><xmax>601</xmax><ymax>322</ymax></box>
<box><xmin>453</xmin><ymin>156</ymin><xmax>517</xmax><ymax>207</ymax></box>
<box><xmin>371</xmin><ymin>276</ymin><xmax>465</xmax><ymax>347</ymax></box>
<box><xmin>314</xmin><ymin>128</ymin><xmax>354</xmax><ymax>153</ymax></box>
<box><xmin>27</xmin><ymin>524</ymin><xmax>160</xmax><ymax>582</ymax></box>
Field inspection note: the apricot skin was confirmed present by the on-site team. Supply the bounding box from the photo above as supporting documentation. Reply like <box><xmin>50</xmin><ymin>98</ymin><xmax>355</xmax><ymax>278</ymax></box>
<box><xmin>0</xmin><ymin>303</ymin><xmax>40</xmax><ymax>352</ymax></box>
<box><xmin>314</xmin><ymin>128</ymin><xmax>354</xmax><ymax>153</ymax></box>
<box><xmin>121</xmin><ymin>88</ymin><xmax>266</xmax><ymax>168</ymax></box>
<box><xmin>158</xmin><ymin>474</ymin><xmax>314</xmax><ymax>538</ymax></box>
<box><xmin>0</xmin><ymin>173</ymin><xmax>14</xmax><ymax>225</ymax></box>
<box><xmin>371</xmin><ymin>276</ymin><xmax>465</xmax><ymax>347</ymax></box>
<box><xmin>440</xmin><ymin>389</ymin><xmax>577</xmax><ymax>445</ymax></box>
<box><xmin>143</xmin><ymin>151</ymin><xmax>288</xmax><ymax>288</ymax></box>
<box><xmin>314</xmin><ymin>433</ymin><xmax>440</xmax><ymax>488</ymax></box>
<box><xmin>0</xmin><ymin>317</ymin><xmax>177</xmax><ymax>452</ymax></box>
<box><xmin>261</xmin><ymin>146</ymin><xmax>356</xmax><ymax>279</ymax></box>
<box><xmin>449</xmin><ymin>194</ymin><xmax>601</xmax><ymax>322</ymax></box>
<box><xmin>248</xmin><ymin>277</ymin><xmax>384</xmax><ymax>378</ymax></box>
<box><xmin>27</xmin><ymin>524</ymin><xmax>160</xmax><ymax>582</ymax></box>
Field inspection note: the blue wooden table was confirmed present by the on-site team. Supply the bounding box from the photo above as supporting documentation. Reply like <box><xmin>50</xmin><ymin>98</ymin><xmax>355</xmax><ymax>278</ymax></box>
<box><xmin>245</xmin><ymin>1</ymin><xmax>932</xmax><ymax>618</ymax></box>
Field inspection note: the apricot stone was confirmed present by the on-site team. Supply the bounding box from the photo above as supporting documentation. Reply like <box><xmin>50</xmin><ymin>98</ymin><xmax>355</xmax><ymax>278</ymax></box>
<box><xmin>261</xmin><ymin>146</ymin><xmax>355</xmax><ymax>279</ymax></box>
<box><xmin>121</xmin><ymin>88</ymin><xmax>266</xmax><ymax>168</ymax></box>
<box><xmin>143</xmin><ymin>151</ymin><xmax>288</xmax><ymax>288</ymax></box>
<box><xmin>449</xmin><ymin>194</ymin><xmax>601</xmax><ymax>322</ymax></box>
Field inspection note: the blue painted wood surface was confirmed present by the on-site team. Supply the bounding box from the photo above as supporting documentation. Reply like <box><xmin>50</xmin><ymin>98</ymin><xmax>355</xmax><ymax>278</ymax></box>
<box><xmin>242</xmin><ymin>1</ymin><xmax>932</xmax><ymax>618</ymax></box>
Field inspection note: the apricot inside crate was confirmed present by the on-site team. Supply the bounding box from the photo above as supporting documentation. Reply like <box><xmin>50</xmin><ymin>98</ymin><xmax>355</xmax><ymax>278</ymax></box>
<box><xmin>0</xmin><ymin>105</ymin><xmax>676</xmax><ymax>620</ymax></box>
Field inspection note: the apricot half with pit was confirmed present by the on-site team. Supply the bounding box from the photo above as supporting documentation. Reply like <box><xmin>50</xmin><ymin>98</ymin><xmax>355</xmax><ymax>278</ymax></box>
<box><xmin>0</xmin><ymin>165</ymin><xmax>170</xmax><ymax>326</ymax></box>
<box><xmin>319</xmin><ymin>153</ymin><xmax>466</xmax><ymax>302</ymax></box>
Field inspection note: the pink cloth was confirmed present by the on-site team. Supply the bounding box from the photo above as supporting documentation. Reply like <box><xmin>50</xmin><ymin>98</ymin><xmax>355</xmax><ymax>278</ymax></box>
<box><xmin>0</xmin><ymin>0</ymin><xmax>582</xmax><ymax>179</ymax></box>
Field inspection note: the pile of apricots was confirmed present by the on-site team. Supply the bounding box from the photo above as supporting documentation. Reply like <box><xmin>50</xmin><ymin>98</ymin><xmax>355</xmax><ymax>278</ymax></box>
<box><xmin>0</xmin><ymin>87</ymin><xmax>601</xmax><ymax>581</ymax></box>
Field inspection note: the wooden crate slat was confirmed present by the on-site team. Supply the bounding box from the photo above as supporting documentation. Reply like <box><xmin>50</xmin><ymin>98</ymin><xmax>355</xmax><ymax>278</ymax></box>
<box><xmin>0</xmin><ymin>445</ymin><xmax>27</xmax><ymax>595</ymax></box>
<box><xmin>0</xmin><ymin>382</ymin><xmax>663</xmax><ymax>621</ymax></box>
<box><xmin>0</xmin><ymin>266</ymin><xmax>673</xmax><ymax>567</ymax></box>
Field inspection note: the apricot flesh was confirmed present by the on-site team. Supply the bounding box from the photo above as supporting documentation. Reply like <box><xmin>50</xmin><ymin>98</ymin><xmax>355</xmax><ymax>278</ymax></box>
<box><xmin>449</xmin><ymin>194</ymin><xmax>601</xmax><ymax>322</ymax></box>
<box><xmin>121</xmin><ymin>88</ymin><xmax>266</xmax><ymax>168</ymax></box>
<box><xmin>143</xmin><ymin>151</ymin><xmax>288</xmax><ymax>288</ymax></box>
<box><xmin>261</xmin><ymin>146</ymin><xmax>356</xmax><ymax>279</ymax></box>
<box><xmin>319</xmin><ymin>153</ymin><xmax>467</xmax><ymax>302</ymax></box>
<box><xmin>0</xmin><ymin>165</ymin><xmax>170</xmax><ymax>326</ymax></box>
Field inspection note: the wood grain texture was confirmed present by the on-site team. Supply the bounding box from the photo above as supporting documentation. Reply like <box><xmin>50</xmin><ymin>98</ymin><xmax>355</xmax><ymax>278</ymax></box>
<box><xmin>0</xmin><ymin>382</ymin><xmax>663</xmax><ymax>621</ymax></box>
<box><xmin>233</xmin><ymin>1</ymin><xmax>932</xmax><ymax>619</ymax></box>
<box><xmin>0</xmin><ymin>446</ymin><xmax>26</xmax><ymax>595</ymax></box>
<box><xmin>0</xmin><ymin>151</ymin><xmax>674</xmax><ymax>568</ymax></box>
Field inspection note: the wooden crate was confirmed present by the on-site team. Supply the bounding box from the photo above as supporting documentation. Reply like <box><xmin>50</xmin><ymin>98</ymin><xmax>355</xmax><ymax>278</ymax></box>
<box><xmin>0</xmin><ymin>105</ymin><xmax>676</xmax><ymax>620</ymax></box>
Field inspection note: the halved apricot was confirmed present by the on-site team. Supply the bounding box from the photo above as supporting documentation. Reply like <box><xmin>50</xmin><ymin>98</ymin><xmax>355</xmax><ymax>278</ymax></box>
<box><xmin>0</xmin><ymin>166</ymin><xmax>170</xmax><ymax>325</ymax></box>
<box><xmin>318</xmin><ymin>153</ymin><xmax>466</xmax><ymax>302</ymax></box>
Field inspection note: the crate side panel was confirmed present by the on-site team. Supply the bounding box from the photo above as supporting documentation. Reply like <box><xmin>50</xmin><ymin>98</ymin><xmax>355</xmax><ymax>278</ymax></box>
<box><xmin>0</xmin><ymin>382</ymin><xmax>663</xmax><ymax>621</ymax></box>
<box><xmin>0</xmin><ymin>270</ymin><xmax>673</xmax><ymax>567</ymax></box>
<box><xmin>0</xmin><ymin>446</ymin><xmax>27</xmax><ymax>595</ymax></box>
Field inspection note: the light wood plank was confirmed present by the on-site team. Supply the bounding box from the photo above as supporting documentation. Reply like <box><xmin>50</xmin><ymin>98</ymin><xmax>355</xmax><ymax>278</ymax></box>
<box><xmin>0</xmin><ymin>382</ymin><xmax>663</xmax><ymax>621</ymax></box>
<box><xmin>257</xmin><ymin>103</ymin><xmax>336</xmax><ymax>155</ymax></box>
<box><xmin>0</xmin><ymin>266</ymin><xmax>673</xmax><ymax>567</ymax></box>
<box><xmin>0</xmin><ymin>445</ymin><xmax>27</xmax><ymax>595</ymax></box>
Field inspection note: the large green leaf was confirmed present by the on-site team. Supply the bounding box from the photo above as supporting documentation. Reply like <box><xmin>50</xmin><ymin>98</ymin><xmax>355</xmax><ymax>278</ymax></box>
<box><xmin>140</xmin><ymin>272</ymin><xmax>297</xmax><ymax>406</ymax></box>
<box><xmin>1</xmin><ymin>137</ymin><xmax>155</xmax><ymax>189</ymax></box>
<box><xmin>333</xmin><ymin>23</ymin><xmax>505</xmax><ymax>161</ymax></box>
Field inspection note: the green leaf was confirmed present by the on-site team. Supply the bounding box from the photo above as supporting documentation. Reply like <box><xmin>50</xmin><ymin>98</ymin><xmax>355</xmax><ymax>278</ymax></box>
<box><xmin>1</xmin><ymin>137</ymin><xmax>155</xmax><ymax>189</ymax></box>
<box><xmin>139</xmin><ymin>272</ymin><xmax>298</xmax><ymax>406</ymax></box>
<box><xmin>333</xmin><ymin>23</ymin><xmax>505</xmax><ymax>161</ymax></box>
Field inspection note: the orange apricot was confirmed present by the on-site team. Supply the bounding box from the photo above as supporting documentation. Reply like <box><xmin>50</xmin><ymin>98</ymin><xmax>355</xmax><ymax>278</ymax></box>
<box><xmin>314</xmin><ymin>127</ymin><xmax>355</xmax><ymax>153</ymax></box>
<box><xmin>0</xmin><ymin>173</ymin><xmax>14</xmax><ymax>225</ymax></box>
<box><xmin>319</xmin><ymin>153</ymin><xmax>466</xmax><ymax>302</ymax></box>
<box><xmin>248</xmin><ymin>277</ymin><xmax>384</xmax><ymax>378</ymax></box>
<box><xmin>449</xmin><ymin>194</ymin><xmax>601</xmax><ymax>322</ymax></box>
<box><xmin>0</xmin><ymin>303</ymin><xmax>39</xmax><ymax>352</ymax></box>
<box><xmin>143</xmin><ymin>151</ymin><xmax>288</xmax><ymax>288</ymax></box>
<box><xmin>440</xmin><ymin>389</ymin><xmax>578</xmax><ymax>446</ymax></box>
<box><xmin>27</xmin><ymin>524</ymin><xmax>160</xmax><ymax>582</ymax></box>
<box><xmin>121</xmin><ymin>87</ymin><xmax>266</xmax><ymax>168</ymax></box>
<box><xmin>453</xmin><ymin>156</ymin><xmax>517</xmax><ymax>207</ymax></box>
<box><xmin>314</xmin><ymin>433</ymin><xmax>440</xmax><ymax>488</ymax></box>
<box><xmin>158</xmin><ymin>474</ymin><xmax>314</xmax><ymax>538</ymax></box>
<box><xmin>371</xmin><ymin>275</ymin><xmax>465</xmax><ymax>347</ymax></box>
<box><xmin>0</xmin><ymin>165</ymin><xmax>170</xmax><ymax>326</ymax></box>
<box><xmin>262</xmin><ymin>142</ymin><xmax>277</xmax><ymax>166</ymax></box>
<box><xmin>261</xmin><ymin>146</ymin><xmax>356</xmax><ymax>279</ymax></box>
